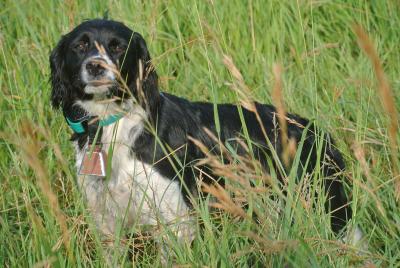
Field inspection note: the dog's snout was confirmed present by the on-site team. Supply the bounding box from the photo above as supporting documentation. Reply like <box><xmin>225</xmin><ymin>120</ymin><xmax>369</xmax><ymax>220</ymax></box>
<box><xmin>81</xmin><ymin>55</ymin><xmax>115</xmax><ymax>88</ymax></box>
<box><xmin>86</xmin><ymin>60</ymin><xmax>106</xmax><ymax>77</ymax></box>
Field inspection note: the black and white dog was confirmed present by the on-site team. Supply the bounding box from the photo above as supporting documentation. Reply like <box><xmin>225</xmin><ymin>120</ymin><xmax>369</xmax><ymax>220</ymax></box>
<box><xmin>50</xmin><ymin>19</ymin><xmax>354</xmax><ymax>255</ymax></box>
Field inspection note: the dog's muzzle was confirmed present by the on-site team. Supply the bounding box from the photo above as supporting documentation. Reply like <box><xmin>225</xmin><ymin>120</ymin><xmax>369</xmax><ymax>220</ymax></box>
<box><xmin>86</xmin><ymin>59</ymin><xmax>107</xmax><ymax>77</ymax></box>
<box><xmin>81</xmin><ymin>54</ymin><xmax>116</xmax><ymax>94</ymax></box>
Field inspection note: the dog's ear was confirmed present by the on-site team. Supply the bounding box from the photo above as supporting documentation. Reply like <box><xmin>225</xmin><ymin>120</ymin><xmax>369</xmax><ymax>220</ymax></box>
<box><xmin>49</xmin><ymin>35</ymin><xmax>67</xmax><ymax>109</ymax></box>
<box><xmin>132</xmin><ymin>32</ymin><xmax>159</xmax><ymax>114</ymax></box>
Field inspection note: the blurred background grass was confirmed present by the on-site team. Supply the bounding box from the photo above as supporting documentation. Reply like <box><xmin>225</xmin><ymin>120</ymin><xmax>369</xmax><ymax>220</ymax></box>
<box><xmin>0</xmin><ymin>0</ymin><xmax>399</xmax><ymax>266</ymax></box>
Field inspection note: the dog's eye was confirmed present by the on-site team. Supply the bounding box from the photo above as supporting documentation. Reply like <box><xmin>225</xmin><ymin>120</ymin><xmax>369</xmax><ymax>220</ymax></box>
<box><xmin>109</xmin><ymin>40</ymin><xmax>125</xmax><ymax>54</ymax></box>
<box><xmin>75</xmin><ymin>40</ymin><xmax>89</xmax><ymax>52</ymax></box>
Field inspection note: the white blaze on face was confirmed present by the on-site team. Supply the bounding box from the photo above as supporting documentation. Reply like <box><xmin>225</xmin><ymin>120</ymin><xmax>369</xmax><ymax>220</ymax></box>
<box><xmin>82</xmin><ymin>52</ymin><xmax>116</xmax><ymax>94</ymax></box>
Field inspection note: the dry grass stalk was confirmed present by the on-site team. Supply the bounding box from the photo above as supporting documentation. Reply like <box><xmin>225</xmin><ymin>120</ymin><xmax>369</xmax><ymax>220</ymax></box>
<box><xmin>200</xmin><ymin>127</ymin><xmax>271</xmax><ymax>183</ymax></box>
<box><xmin>65</xmin><ymin>0</ymin><xmax>76</xmax><ymax>29</ymax></box>
<box><xmin>201</xmin><ymin>182</ymin><xmax>248</xmax><ymax>220</ymax></box>
<box><xmin>353</xmin><ymin>25</ymin><xmax>400</xmax><ymax>200</ymax></box>
<box><xmin>305</xmin><ymin>237</ymin><xmax>378</xmax><ymax>260</ymax></box>
<box><xmin>202</xmin><ymin>127</ymin><xmax>233</xmax><ymax>162</ymax></box>
<box><xmin>24</xmin><ymin>196</ymin><xmax>46</xmax><ymax>235</ymax></box>
<box><xmin>94</xmin><ymin>42</ymin><xmax>130</xmax><ymax>93</ymax></box>
<box><xmin>271</xmin><ymin>64</ymin><xmax>297</xmax><ymax>168</ymax></box>
<box><xmin>4</xmin><ymin>120</ymin><xmax>73</xmax><ymax>261</ymax></box>
<box><xmin>222</xmin><ymin>55</ymin><xmax>271</xmax><ymax>148</ymax></box>
<box><xmin>242</xmin><ymin>231</ymin><xmax>298</xmax><ymax>254</ymax></box>
<box><xmin>189</xmin><ymin>136</ymin><xmax>247</xmax><ymax>185</ymax></box>
<box><xmin>352</xmin><ymin>142</ymin><xmax>386</xmax><ymax>217</ymax></box>
<box><xmin>189</xmin><ymin>135</ymin><xmax>271</xmax><ymax>188</ymax></box>
<box><xmin>222</xmin><ymin>55</ymin><xmax>255</xmax><ymax>111</ymax></box>
<box><xmin>94</xmin><ymin>41</ymin><xmax>157</xmax><ymax>121</ymax></box>
<box><xmin>189</xmin><ymin>131</ymin><xmax>276</xmax><ymax>228</ymax></box>
<box><xmin>94</xmin><ymin>42</ymin><xmax>135</xmax><ymax>95</ymax></box>
<box><xmin>136</xmin><ymin>58</ymin><xmax>146</xmax><ymax>105</ymax></box>
<box><xmin>223</xmin><ymin>55</ymin><xmax>297</xmax><ymax>170</ymax></box>
<box><xmin>300</xmin><ymin>42</ymin><xmax>339</xmax><ymax>59</ymax></box>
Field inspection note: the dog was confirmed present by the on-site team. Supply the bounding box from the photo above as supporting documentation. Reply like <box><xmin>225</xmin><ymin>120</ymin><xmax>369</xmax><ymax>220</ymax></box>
<box><xmin>50</xmin><ymin>19</ymin><xmax>353</xmax><ymax>260</ymax></box>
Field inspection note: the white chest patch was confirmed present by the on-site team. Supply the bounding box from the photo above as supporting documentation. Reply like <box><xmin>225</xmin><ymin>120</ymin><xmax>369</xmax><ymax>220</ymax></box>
<box><xmin>74</xmin><ymin>101</ymin><xmax>192</xmax><ymax>237</ymax></box>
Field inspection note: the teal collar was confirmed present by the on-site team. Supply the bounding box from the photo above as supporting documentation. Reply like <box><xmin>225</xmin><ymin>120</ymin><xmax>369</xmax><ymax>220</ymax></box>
<box><xmin>65</xmin><ymin>113</ymin><xmax>124</xmax><ymax>134</ymax></box>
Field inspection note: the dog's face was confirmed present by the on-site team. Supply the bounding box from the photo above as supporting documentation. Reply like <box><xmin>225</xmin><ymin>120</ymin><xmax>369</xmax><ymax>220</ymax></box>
<box><xmin>50</xmin><ymin>19</ymin><xmax>158</xmax><ymax>112</ymax></box>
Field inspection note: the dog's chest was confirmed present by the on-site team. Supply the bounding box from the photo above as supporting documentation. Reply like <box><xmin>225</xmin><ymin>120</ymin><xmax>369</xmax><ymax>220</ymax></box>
<box><xmin>75</xmin><ymin>113</ymin><xmax>190</xmax><ymax>227</ymax></box>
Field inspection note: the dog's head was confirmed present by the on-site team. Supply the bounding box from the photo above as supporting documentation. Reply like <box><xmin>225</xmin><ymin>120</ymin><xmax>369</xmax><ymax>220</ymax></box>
<box><xmin>50</xmin><ymin>19</ymin><xmax>159</xmax><ymax>114</ymax></box>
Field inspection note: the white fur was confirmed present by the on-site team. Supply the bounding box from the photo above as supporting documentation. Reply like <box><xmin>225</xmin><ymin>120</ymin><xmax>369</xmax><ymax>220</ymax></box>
<box><xmin>74</xmin><ymin>99</ymin><xmax>194</xmax><ymax>258</ymax></box>
<box><xmin>344</xmin><ymin>225</ymin><xmax>367</xmax><ymax>250</ymax></box>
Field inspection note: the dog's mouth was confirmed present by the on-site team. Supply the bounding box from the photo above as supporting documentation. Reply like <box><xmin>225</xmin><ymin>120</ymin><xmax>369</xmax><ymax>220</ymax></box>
<box><xmin>87</xmin><ymin>79</ymin><xmax>114</xmax><ymax>87</ymax></box>
<box><xmin>84</xmin><ymin>79</ymin><xmax>130</xmax><ymax>104</ymax></box>
<box><xmin>85</xmin><ymin>84</ymin><xmax>127</xmax><ymax>104</ymax></box>
<box><xmin>84</xmin><ymin>79</ymin><xmax>116</xmax><ymax>95</ymax></box>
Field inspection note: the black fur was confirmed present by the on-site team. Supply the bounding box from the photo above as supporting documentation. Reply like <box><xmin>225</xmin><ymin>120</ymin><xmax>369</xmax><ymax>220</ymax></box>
<box><xmin>50</xmin><ymin>19</ymin><xmax>352</xmax><ymax>234</ymax></box>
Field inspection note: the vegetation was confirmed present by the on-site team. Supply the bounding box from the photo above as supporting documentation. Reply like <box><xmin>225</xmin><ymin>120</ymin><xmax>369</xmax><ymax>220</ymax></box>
<box><xmin>1</xmin><ymin>0</ymin><xmax>399</xmax><ymax>266</ymax></box>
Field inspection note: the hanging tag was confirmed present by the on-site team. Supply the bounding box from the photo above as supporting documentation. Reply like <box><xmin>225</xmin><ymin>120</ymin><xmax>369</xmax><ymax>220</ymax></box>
<box><xmin>79</xmin><ymin>144</ymin><xmax>107</xmax><ymax>177</ymax></box>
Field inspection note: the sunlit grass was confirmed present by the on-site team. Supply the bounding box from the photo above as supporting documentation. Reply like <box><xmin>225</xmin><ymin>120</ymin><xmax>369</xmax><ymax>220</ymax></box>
<box><xmin>1</xmin><ymin>0</ymin><xmax>399</xmax><ymax>266</ymax></box>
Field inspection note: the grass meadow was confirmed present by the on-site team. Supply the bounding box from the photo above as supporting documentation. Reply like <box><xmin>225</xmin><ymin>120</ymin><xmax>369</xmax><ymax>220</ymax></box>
<box><xmin>1</xmin><ymin>0</ymin><xmax>400</xmax><ymax>267</ymax></box>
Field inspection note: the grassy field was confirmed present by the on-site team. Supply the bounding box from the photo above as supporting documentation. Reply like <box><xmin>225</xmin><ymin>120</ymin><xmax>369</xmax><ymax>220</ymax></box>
<box><xmin>1</xmin><ymin>0</ymin><xmax>400</xmax><ymax>267</ymax></box>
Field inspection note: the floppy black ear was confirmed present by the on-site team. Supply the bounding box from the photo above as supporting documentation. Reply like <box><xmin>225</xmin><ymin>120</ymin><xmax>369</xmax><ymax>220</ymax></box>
<box><xmin>132</xmin><ymin>32</ymin><xmax>160</xmax><ymax>115</ymax></box>
<box><xmin>49</xmin><ymin>35</ymin><xmax>67</xmax><ymax>109</ymax></box>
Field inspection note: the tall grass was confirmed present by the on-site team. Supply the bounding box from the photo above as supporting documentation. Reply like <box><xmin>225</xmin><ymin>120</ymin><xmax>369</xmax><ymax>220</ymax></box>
<box><xmin>1</xmin><ymin>0</ymin><xmax>399</xmax><ymax>266</ymax></box>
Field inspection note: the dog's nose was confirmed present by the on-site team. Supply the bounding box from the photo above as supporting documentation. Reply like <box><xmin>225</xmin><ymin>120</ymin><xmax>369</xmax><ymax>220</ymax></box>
<box><xmin>86</xmin><ymin>60</ymin><xmax>106</xmax><ymax>77</ymax></box>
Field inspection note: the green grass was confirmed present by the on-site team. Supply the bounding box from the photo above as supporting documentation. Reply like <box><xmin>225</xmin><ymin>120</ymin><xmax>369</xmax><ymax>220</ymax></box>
<box><xmin>1</xmin><ymin>0</ymin><xmax>400</xmax><ymax>267</ymax></box>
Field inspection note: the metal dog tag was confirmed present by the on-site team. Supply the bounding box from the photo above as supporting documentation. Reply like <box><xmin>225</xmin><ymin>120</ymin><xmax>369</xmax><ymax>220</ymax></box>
<box><xmin>79</xmin><ymin>145</ymin><xmax>107</xmax><ymax>177</ymax></box>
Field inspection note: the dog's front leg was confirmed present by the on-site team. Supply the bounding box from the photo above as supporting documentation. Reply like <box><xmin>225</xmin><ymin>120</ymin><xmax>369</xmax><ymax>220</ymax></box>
<box><xmin>77</xmin><ymin>174</ymin><xmax>127</xmax><ymax>264</ymax></box>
